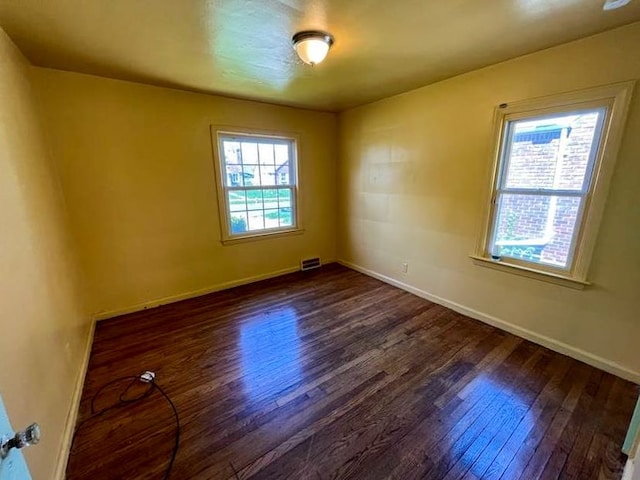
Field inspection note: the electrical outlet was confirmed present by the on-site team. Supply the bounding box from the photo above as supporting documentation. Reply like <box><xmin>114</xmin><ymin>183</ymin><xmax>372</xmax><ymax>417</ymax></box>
<box><xmin>402</xmin><ymin>262</ymin><xmax>409</xmax><ymax>274</ymax></box>
<box><xmin>0</xmin><ymin>396</ymin><xmax>32</xmax><ymax>480</ymax></box>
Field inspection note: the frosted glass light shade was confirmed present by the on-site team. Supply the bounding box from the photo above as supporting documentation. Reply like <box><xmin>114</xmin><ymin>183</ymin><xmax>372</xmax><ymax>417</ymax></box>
<box><xmin>603</xmin><ymin>0</ymin><xmax>631</xmax><ymax>9</ymax></box>
<box><xmin>292</xmin><ymin>31</ymin><xmax>334</xmax><ymax>66</ymax></box>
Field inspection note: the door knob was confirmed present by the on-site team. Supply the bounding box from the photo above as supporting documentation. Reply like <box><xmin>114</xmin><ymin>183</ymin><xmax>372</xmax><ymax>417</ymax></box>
<box><xmin>0</xmin><ymin>423</ymin><xmax>40</xmax><ymax>459</ymax></box>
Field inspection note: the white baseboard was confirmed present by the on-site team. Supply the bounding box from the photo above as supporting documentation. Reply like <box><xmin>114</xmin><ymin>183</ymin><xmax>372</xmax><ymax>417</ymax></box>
<box><xmin>53</xmin><ymin>318</ymin><xmax>96</xmax><ymax>480</ymax></box>
<box><xmin>338</xmin><ymin>259</ymin><xmax>640</xmax><ymax>384</ymax></box>
<box><xmin>93</xmin><ymin>265</ymin><xmax>305</xmax><ymax>322</ymax></box>
<box><xmin>623</xmin><ymin>458</ymin><xmax>638</xmax><ymax>480</ymax></box>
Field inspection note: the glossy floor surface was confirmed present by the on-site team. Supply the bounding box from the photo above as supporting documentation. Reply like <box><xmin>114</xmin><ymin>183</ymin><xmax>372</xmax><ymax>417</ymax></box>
<box><xmin>67</xmin><ymin>264</ymin><xmax>638</xmax><ymax>479</ymax></box>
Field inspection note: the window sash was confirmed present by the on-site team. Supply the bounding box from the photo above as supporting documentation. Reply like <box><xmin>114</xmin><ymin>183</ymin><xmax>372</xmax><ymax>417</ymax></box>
<box><xmin>223</xmin><ymin>188</ymin><xmax>297</xmax><ymax>230</ymax></box>
<box><xmin>225</xmin><ymin>185</ymin><xmax>295</xmax><ymax>192</ymax></box>
<box><xmin>220</xmin><ymin>134</ymin><xmax>292</xmax><ymax>146</ymax></box>
<box><xmin>494</xmin><ymin>188</ymin><xmax>585</xmax><ymax>197</ymax></box>
<box><xmin>496</xmin><ymin>108</ymin><xmax>606</xmax><ymax>196</ymax></box>
<box><xmin>219</xmin><ymin>135</ymin><xmax>296</xmax><ymax>188</ymax></box>
<box><xmin>225</xmin><ymin>186</ymin><xmax>297</xmax><ymax>233</ymax></box>
<box><xmin>488</xmin><ymin>190</ymin><xmax>588</xmax><ymax>272</ymax></box>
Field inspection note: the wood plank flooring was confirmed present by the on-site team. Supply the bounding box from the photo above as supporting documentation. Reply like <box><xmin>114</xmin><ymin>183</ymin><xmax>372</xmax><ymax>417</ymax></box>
<box><xmin>66</xmin><ymin>264</ymin><xmax>638</xmax><ymax>480</ymax></box>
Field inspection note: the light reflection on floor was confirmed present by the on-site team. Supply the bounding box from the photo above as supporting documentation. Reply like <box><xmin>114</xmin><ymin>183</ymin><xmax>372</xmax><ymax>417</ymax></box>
<box><xmin>239</xmin><ymin>306</ymin><xmax>302</xmax><ymax>401</ymax></box>
<box><xmin>444</xmin><ymin>375</ymin><xmax>535</xmax><ymax>477</ymax></box>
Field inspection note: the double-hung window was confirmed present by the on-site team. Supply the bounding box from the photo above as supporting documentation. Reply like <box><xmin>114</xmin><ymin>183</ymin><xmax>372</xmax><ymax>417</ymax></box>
<box><xmin>212</xmin><ymin>130</ymin><xmax>300</xmax><ymax>243</ymax></box>
<box><xmin>474</xmin><ymin>83</ymin><xmax>633</xmax><ymax>287</ymax></box>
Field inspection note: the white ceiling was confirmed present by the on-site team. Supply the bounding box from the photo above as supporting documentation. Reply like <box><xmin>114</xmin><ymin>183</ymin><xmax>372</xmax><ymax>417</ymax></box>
<box><xmin>1</xmin><ymin>0</ymin><xmax>639</xmax><ymax>111</ymax></box>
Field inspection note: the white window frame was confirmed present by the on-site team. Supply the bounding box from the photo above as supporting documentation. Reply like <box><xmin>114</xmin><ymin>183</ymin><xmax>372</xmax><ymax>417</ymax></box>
<box><xmin>211</xmin><ymin>127</ymin><xmax>303</xmax><ymax>244</ymax></box>
<box><xmin>472</xmin><ymin>82</ymin><xmax>634</xmax><ymax>288</ymax></box>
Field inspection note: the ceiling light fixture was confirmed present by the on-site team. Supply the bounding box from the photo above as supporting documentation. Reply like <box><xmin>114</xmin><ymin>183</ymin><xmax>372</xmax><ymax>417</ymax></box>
<box><xmin>603</xmin><ymin>0</ymin><xmax>632</xmax><ymax>10</ymax></box>
<box><xmin>292</xmin><ymin>31</ymin><xmax>334</xmax><ymax>66</ymax></box>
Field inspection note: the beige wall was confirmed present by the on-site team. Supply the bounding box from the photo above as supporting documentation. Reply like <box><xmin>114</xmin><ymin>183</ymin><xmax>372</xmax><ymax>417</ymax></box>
<box><xmin>32</xmin><ymin>69</ymin><xmax>338</xmax><ymax>317</ymax></box>
<box><xmin>338</xmin><ymin>22</ymin><xmax>640</xmax><ymax>378</ymax></box>
<box><xmin>0</xmin><ymin>29</ymin><xmax>89</xmax><ymax>478</ymax></box>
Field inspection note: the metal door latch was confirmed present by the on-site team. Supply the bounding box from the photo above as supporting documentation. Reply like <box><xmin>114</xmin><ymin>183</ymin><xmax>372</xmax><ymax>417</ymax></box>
<box><xmin>0</xmin><ymin>423</ymin><xmax>40</xmax><ymax>459</ymax></box>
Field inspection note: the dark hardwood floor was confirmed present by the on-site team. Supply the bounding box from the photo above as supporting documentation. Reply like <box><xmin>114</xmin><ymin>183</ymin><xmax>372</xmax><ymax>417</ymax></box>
<box><xmin>67</xmin><ymin>264</ymin><xmax>638</xmax><ymax>480</ymax></box>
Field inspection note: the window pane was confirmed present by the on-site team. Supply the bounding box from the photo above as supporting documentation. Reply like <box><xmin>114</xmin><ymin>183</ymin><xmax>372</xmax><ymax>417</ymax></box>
<box><xmin>246</xmin><ymin>190</ymin><xmax>264</xmax><ymax>210</ymax></box>
<box><xmin>491</xmin><ymin>193</ymin><xmax>582</xmax><ymax>269</ymax></box>
<box><xmin>241</xmin><ymin>142</ymin><xmax>258</xmax><ymax>164</ymax></box>
<box><xmin>264</xmin><ymin>209</ymin><xmax>279</xmax><ymax>229</ymax></box>
<box><xmin>503</xmin><ymin>110</ymin><xmax>603</xmax><ymax>191</ymax></box>
<box><xmin>242</xmin><ymin>165</ymin><xmax>259</xmax><ymax>186</ymax></box>
<box><xmin>275</xmin><ymin>161</ymin><xmax>291</xmax><ymax>185</ymax></box>
<box><xmin>222</xmin><ymin>141</ymin><xmax>241</xmax><ymax>164</ymax></box>
<box><xmin>279</xmin><ymin>207</ymin><xmax>293</xmax><ymax>227</ymax></box>
<box><xmin>230</xmin><ymin>212</ymin><xmax>248</xmax><ymax>234</ymax></box>
<box><xmin>260</xmin><ymin>165</ymin><xmax>277</xmax><ymax>186</ymax></box>
<box><xmin>222</xmin><ymin>141</ymin><xmax>242</xmax><ymax>186</ymax></box>
<box><xmin>228</xmin><ymin>191</ymin><xmax>246</xmax><ymax>212</ymax></box>
<box><xmin>247</xmin><ymin>210</ymin><xmax>265</xmax><ymax>231</ymax></box>
<box><xmin>278</xmin><ymin>188</ymin><xmax>291</xmax><ymax>208</ymax></box>
<box><xmin>225</xmin><ymin>165</ymin><xmax>243</xmax><ymax>187</ymax></box>
<box><xmin>274</xmin><ymin>144</ymin><xmax>289</xmax><ymax>164</ymax></box>
<box><xmin>262</xmin><ymin>189</ymin><xmax>278</xmax><ymax>209</ymax></box>
<box><xmin>258</xmin><ymin>143</ymin><xmax>275</xmax><ymax>165</ymax></box>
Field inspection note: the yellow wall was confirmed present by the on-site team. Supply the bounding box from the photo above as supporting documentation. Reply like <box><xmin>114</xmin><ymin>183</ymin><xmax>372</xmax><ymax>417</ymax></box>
<box><xmin>338</xmin><ymin>22</ymin><xmax>640</xmax><ymax>378</ymax></box>
<box><xmin>31</xmin><ymin>69</ymin><xmax>338</xmax><ymax>317</ymax></box>
<box><xmin>0</xmin><ymin>29</ymin><xmax>89</xmax><ymax>478</ymax></box>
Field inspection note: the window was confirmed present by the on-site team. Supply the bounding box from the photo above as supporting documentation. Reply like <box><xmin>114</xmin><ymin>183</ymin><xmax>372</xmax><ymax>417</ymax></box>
<box><xmin>212</xmin><ymin>130</ymin><xmax>300</xmax><ymax>243</ymax></box>
<box><xmin>474</xmin><ymin>83</ymin><xmax>634</xmax><ymax>287</ymax></box>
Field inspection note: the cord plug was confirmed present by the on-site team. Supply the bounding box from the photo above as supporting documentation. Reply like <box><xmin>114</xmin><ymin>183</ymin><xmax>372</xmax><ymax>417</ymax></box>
<box><xmin>140</xmin><ymin>371</ymin><xmax>156</xmax><ymax>383</ymax></box>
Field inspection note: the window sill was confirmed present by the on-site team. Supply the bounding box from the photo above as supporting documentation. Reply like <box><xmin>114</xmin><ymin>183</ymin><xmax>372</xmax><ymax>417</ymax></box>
<box><xmin>221</xmin><ymin>228</ymin><xmax>304</xmax><ymax>245</ymax></box>
<box><xmin>469</xmin><ymin>255</ymin><xmax>590</xmax><ymax>290</ymax></box>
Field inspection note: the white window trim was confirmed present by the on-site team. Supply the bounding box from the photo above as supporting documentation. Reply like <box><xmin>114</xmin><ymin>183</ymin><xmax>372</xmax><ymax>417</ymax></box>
<box><xmin>210</xmin><ymin>126</ymin><xmax>304</xmax><ymax>245</ymax></box>
<box><xmin>472</xmin><ymin>82</ymin><xmax>635</xmax><ymax>289</ymax></box>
